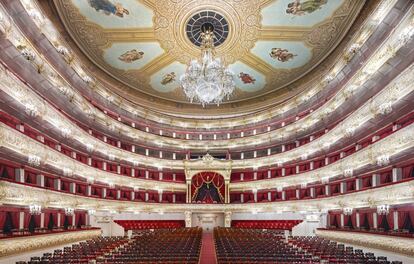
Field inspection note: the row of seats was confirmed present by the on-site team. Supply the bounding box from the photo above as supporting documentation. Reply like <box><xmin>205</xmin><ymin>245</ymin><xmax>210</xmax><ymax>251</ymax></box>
<box><xmin>214</xmin><ymin>228</ymin><xmax>401</xmax><ymax>264</ymax></box>
<box><xmin>97</xmin><ymin>228</ymin><xmax>202</xmax><ymax>264</ymax></box>
<box><xmin>16</xmin><ymin>236</ymin><xmax>128</xmax><ymax>264</ymax></box>
<box><xmin>289</xmin><ymin>236</ymin><xmax>402</xmax><ymax>264</ymax></box>
<box><xmin>114</xmin><ymin>220</ymin><xmax>185</xmax><ymax>230</ymax></box>
<box><xmin>231</xmin><ymin>220</ymin><xmax>302</xmax><ymax>231</ymax></box>
<box><xmin>214</xmin><ymin>228</ymin><xmax>316</xmax><ymax>263</ymax></box>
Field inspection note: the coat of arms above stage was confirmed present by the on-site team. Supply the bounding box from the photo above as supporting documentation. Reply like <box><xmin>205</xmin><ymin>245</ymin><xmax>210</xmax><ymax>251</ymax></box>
<box><xmin>183</xmin><ymin>154</ymin><xmax>232</xmax><ymax>204</ymax></box>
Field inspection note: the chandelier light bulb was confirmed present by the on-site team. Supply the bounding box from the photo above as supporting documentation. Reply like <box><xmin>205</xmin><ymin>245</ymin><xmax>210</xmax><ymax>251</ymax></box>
<box><xmin>180</xmin><ymin>29</ymin><xmax>235</xmax><ymax>107</ymax></box>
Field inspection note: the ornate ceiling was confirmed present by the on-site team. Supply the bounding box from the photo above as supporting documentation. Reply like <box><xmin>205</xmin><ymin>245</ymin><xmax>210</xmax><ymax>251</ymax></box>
<box><xmin>53</xmin><ymin>0</ymin><xmax>365</xmax><ymax>114</ymax></box>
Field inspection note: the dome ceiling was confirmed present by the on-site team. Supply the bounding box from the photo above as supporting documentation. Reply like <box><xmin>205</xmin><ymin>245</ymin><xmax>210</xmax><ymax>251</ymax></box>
<box><xmin>53</xmin><ymin>0</ymin><xmax>365</xmax><ymax>113</ymax></box>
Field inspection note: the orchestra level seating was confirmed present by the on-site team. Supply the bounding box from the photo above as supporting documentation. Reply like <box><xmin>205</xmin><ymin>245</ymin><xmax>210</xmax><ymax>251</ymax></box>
<box><xmin>214</xmin><ymin>228</ymin><xmax>403</xmax><ymax>264</ymax></box>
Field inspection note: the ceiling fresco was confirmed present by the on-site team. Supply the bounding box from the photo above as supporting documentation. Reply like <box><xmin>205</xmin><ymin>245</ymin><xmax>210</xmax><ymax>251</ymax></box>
<box><xmin>53</xmin><ymin>0</ymin><xmax>365</xmax><ymax>105</ymax></box>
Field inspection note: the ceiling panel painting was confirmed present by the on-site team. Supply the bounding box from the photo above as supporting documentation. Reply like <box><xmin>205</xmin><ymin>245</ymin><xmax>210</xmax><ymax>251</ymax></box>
<box><xmin>103</xmin><ymin>42</ymin><xmax>164</xmax><ymax>71</ymax></box>
<box><xmin>72</xmin><ymin>0</ymin><xmax>153</xmax><ymax>28</ymax></box>
<box><xmin>53</xmin><ymin>0</ymin><xmax>365</xmax><ymax>109</ymax></box>
<box><xmin>228</xmin><ymin>62</ymin><xmax>266</xmax><ymax>93</ymax></box>
<box><xmin>150</xmin><ymin>62</ymin><xmax>187</xmax><ymax>93</ymax></box>
<box><xmin>251</xmin><ymin>41</ymin><xmax>312</xmax><ymax>69</ymax></box>
<box><xmin>261</xmin><ymin>0</ymin><xmax>344</xmax><ymax>27</ymax></box>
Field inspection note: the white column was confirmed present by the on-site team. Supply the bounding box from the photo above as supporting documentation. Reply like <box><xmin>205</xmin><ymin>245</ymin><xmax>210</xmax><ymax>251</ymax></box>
<box><xmin>158</xmin><ymin>190</ymin><xmax>163</xmax><ymax>203</ymax></box>
<box><xmin>87</xmin><ymin>185</ymin><xmax>92</xmax><ymax>196</ymax></box>
<box><xmin>340</xmin><ymin>182</ymin><xmax>347</xmax><ymax>194</ymax></box>
<box><xmin>54</xmin><ymin>179</ymin><xmax>61</xmax><ymax>191</ymax></box>
<box><xmin>19</xmin><ymin>212</ymin><xmax>24</xmax><ymax>229</ymax></box>
<box><xmin>253</xmin><ymin>189</ymin><xmax>257</xmax><ymax>202</ymax></box>
<box><xmin>373</xmin><ymin>212</ymin><xmax>378</xmax><ymax>229</ymax></box>
<box><xmin>392</xmin><ymin>168</ymin><xmax>402</xmax><ymax>182</ymax></box>
<box><xmin>224</xmin><ymin>212</ymin><xmax>232</xmax><ymax>228</ymax></box>
<box><xmin>355</xmin><ymin>178</ymin><xmax>362</xmax><ymax>190</ymax></box>
<box><xmin>325</xmin><ymin>185</ymin><xmax>331</xmax><ymax>196</ymax></box>
<box><xmin>40</xmin><ymin>213</ymin><xmax>45</xmax><ymax>228</ymax></box>
<box><xmin>393</xmin><ymin>211</ymin><xmax>398</xmax><ymax>230</ymax></box>
<box><xmin>372</xmin><ymin>174</ymin><xmax>380</xmax><ymax>187</ymax></box>
<box><xmin>69</xmin><ymin>183</ymin><xmax>76</xmax><ymax>194</ymax></box>
<box><xmin>340</xmin><ymin>214</ymin><xmax>344</xmax><ymax>227</ymax></box>
<box><xmin>184</xmin><ymin>211</ymin><xmax>192</xmax><ymax>227</ymax></box>
<box><xmin>15</xmin><ymin>168</ymin><xmax>24</xmax><ymax>183</ymax></box>
<box><xmin>310</xmin><ymin>187</ymin><xmax>315</xmax><ymax>198</ymax></box>
<box><xmin>356</xmin><ymin>212</ymin><xmax>360</xmax><ymax>228</ymax></box>
<box><xmin>36</xmin><ymin>174</ymin><xmax>45</xmax><ymax>187</ymax></box>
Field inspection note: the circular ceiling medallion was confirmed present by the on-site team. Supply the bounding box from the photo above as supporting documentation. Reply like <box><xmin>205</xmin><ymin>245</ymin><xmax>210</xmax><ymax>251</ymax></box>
<box><xmin>186</xmin><ymin>10</ymin><xmax>229</xmax><ymax>47</ymax></box>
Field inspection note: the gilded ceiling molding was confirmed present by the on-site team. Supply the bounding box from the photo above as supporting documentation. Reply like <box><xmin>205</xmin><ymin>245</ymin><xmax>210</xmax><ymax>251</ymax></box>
<box><xmin>0</xmin><ymin>179</ymin><xmax>412</xmax><ymax>215</ymax></box>
<box><xmin>0</xmin><ymin>229</ymin><xmax>101</xmax><ymax>257</ymax></box>
<box><xmin>51</xmin><ymin>0</ymin><xmax>363</xmax><ymax>103</ymax></box>
<box><xmin>16</xmin><ymin>0</ymin><xmax>391</xmax><ymax>121</ymax></box>
<box><xmin>0</xmin><ymin>7</ymin><xmax>410</xmax><ymax>154</ymax></box>
<box><xmin>316</xmin><ymin>229</ymin><xmax>414</xmax><ymax>257</ymax></box>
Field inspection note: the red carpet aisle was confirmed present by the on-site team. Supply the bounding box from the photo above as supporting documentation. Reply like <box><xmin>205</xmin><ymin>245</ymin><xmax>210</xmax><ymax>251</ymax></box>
<box><xmin>199</xmin><ymin>232</ymin><xmax>217</xmax><ymax>264</ymax></box>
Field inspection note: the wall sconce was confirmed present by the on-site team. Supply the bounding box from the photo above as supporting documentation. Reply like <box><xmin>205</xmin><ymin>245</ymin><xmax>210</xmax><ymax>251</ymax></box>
<box><xmin>29</xmin><ymin>204</ymin><xmax>42</xmax><ymax>215</ymax></box>
<box><xmin>377</xmin><ymin>204</ymin><xmax>390</xmax><ymax>215</ymax></box>
<box><xmin>343</xmin><ymin>207</ymin><xmax>353</xmax><ymax>216</ymax></box>
<box><xmin>65</xmin><ymin>207</ymin><xmax>74</xmax><ymax>216</ymax></box>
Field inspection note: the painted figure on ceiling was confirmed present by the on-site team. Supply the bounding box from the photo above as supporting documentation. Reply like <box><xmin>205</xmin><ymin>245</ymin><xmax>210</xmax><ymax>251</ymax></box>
<box><xmin>118</xmin><ymin>49</ymin><xmax>144</xmax><ymax>63</ymax></box>
<box><xmin>286</xmin><ymin>0</ymin><xmax>328</xmax><ymax>16</ymax></box>
<box><xmin>270</xmin><ymin>48</ymin><xmax>297</xmax><ymax>62</ymax></box>
<box><xmin>239</xmin><ymin>72</ymin><xmax>256</xmax><ymax>84</ymax></box>
<box><xmin>87</xmin><ymin>0</ymin><xmax>129</xmax><ymax>17</ymax></box>
<box><xmin>161</xmin><ymin>72</ymin><xmax>176</xmax><ymax>85</ymax></box>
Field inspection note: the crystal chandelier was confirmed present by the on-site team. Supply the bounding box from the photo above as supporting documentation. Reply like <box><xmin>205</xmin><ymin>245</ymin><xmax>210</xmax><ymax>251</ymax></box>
<box><xmin>180</xmin><ymin>28</ymin><xmax>235</xmax><ymax>107</ymax></box>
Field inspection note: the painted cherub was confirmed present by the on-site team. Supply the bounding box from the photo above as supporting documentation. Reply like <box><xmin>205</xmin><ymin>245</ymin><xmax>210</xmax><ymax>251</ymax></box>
<box><xmin>118</xmin><ymin>49</ymin><xmax>144</xmax><ymax>63</ymax></box>
<box><xmin>161</xmin><ymin>72</ymin><xmax>176</xmax><ymax>85</ymax></box>
<box><xmin>269</xmin><ymin>48</ymin><xmax>297</xmax><ymax>62</ymax></box>
<box><xmin>286</xmin><ymin>0</ymin><xmax>328</xmax><ymax>16</ymax></box>
<box><xmin>88</xmin><ymin>0</ymin><xmax>130</xmax><ymax>18</ymax></box>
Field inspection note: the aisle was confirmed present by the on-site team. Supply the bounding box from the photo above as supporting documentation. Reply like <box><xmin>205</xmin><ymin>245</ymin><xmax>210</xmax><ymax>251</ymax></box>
<box><xmin>199</xmin><ymin>232</ymin><xmax>217</xmax><ymax>264</ymax></box>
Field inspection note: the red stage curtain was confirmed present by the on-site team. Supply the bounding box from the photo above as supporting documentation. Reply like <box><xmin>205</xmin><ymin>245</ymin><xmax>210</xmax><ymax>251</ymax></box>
<box><xmin>377</xmin><ymin>214</ymin><xmax>385</xmax><ymax>229</ymax></box>
<box><xmin>335</xmin><ymin>214</ymin><xmax>342</xmax><ymax>227</ymax></box>
<box><xmin>367</xmin><ymin>212</ymin><xmax>374</xmax><ymax>229</ymax></box>
<box><xmin>351</xmin><ymin>212</ymin><xmax>357</xmax><ymax>228</ymax></box>
<box><xmin>409</xmin><ymin>211</ymin><xmax>414</xmax><ymax>225</ymax></box>
<box><xmin>191</xmin><ymin>172</ymin><xmax>225</xmax><ymax>203</ymax></box>
<box><xmin>23</xmin><ymin>212</ymin><xmax>31</xmax><ymax>229</ymax></box>
<box><xmin>10</xmin><ymin>211</ymin><xmax>20</xmax><ymax>229</ymax></box>
<box><xmin>398</xmin><ymin>211</ymin><xmax>407</xmax><ymax>228</ymax></box>
<box><xmin>33</xmin><ymin>214</ymin><xmax>41</xmax><ymax>228</ymax></box>
<box><xmin>387</xmin><ymin>211</ymin><xmax>394</xmax><ymax>230</ymax></box>
<box><xmin>44</xmin><ymin>212</ymin><xmax>50</xmax><ymax>229</ymax></box>
<box><xmin>0</xmin><ymin>212</ymin><xmax>6</xmax><ymax>230</ymax></box>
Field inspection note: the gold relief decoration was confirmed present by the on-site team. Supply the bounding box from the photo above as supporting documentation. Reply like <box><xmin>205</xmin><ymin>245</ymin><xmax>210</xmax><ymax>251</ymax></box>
<box><xmin>14</xmin><ymin>0</ymin><xmax>388</xmax><ymax>122</ymax></box>
<box><xmin>152</xmin><ymin>0</ymin><xmax>267</xmax><ymax>64</ymax></box>
<box><xmin>316</xmin><ymin>229</ymin><xmax>414</xmax><ymax>257</ymax></box>
<box><xmin>0</xmin><ymin>229</ymin><xmax>101</xmax><ymax>257</ymax></box>
<box><xmin>50</xmin><ymin>0</ymin><xmax>365</xmax><ymax>106</ymax></box>
<box><xmin>0</xmin><ymin>179</ymin><xmax>412</xmax><ymax>217</ymax></box>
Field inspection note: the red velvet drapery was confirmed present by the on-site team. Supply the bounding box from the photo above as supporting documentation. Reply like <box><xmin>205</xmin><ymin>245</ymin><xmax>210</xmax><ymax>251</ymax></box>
<box><xmin>191</xmin><ymin>172</ymin><xmax>225</xmax><ymax>203</ymax></box>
